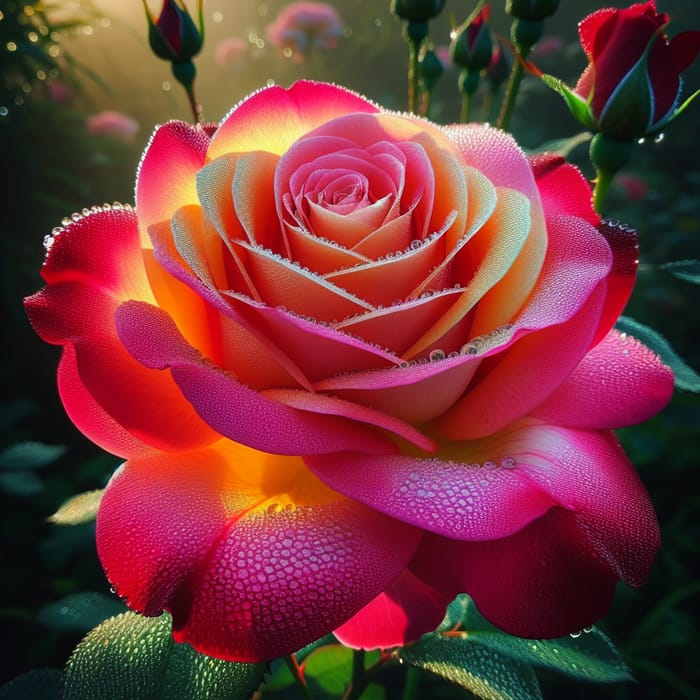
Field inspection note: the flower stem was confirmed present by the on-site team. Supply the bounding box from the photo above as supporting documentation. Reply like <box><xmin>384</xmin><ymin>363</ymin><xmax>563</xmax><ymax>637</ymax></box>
<box><xmin>184</xmin><ymin>81</ymin><xmax>202</xmax><ymax>124</ymax></box>
<box><xmin>402</xmin><ymin>666</ymin><xmax>421</xmax><ymax>700</ymax></box>
<box><xmin>343</xmin><ymin>649</ymin><xmax>366</xmax><ymax>700</ymax></box>
<box><xmin>497</xmin><ymin>53</ymin><xmax>526</xmax><ymax>132</ymax></box>
<box><xmin>588</xmin><ymin>133</ymin><xmax>635</xmax><ymax>215</ymax></box>
<box><xmin>285</xmin><ymin>655</ymin><xmax>313</xmax><ymax>700</ymax></box>
<box><xmin>592</xmin><ymin>167</ymin><xmax>615</xmax><ymax>216</ymax></box>
<box><xmin>408</xmin><ymin>39</ymin><xmax>420</xmax><ymax>114</ymax></box>
<box><xmin>460</xmin><ymin>91</ymin><xmax>472</xmax><ymax>124</ymax></box>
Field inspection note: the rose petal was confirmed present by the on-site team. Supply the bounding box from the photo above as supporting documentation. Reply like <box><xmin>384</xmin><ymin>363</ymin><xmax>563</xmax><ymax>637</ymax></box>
<box><xmin>25</xmin><ymin>209</ymin><xmax>217</xmax><ymax>453</ymax></box>
<box><xmin>136</xmin><ymin>121</ymin><xmax>211</xmax><ymax>247</ymax></box>
<box><xmin>334</xmin><ymin>569</ymin><xmax>451</xmax><ymax>650</ymax></box>
<box><xmin>115</xmin><ymin>300</ymin><xmax>405</xmax><ymax>455</ymax></box>
<box><xmin>403</xmin><ymin>187</ymin><xmax>531</xmax><ymax>359</ymax></box>
<box><xmin>207</xmin><ymin>81</ymin><xmax>380</xmax><ymax>160</ymax></box>
<box><xmin>97</xmin><ymin>440</ymin><xmax>421</xmax><ymax>661</ymax></box>
<box><xmin>531</xmin><ymin>329</ymin><xmax>674</xmax><ymax>428</ymax></box>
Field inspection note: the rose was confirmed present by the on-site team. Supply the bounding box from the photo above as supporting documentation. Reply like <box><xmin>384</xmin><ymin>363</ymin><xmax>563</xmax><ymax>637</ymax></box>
<box><xmin>143</xmin><ymin>0</ymin><xmax>203</xmax><ymax>63</ymax></box>
<box><xmin>26</xmin><ymin>81</ymin><xmax>673</xmax><ymax>662</ymax></box>
<box><xmin>571</xmin><ymin>1</ymin><xmax>700</xmax><ymax>139</ymax></box>
<box><xmin>266</xmin><ymin>2</ymin><xmax>343</xmax><ymax>63</ymax></box>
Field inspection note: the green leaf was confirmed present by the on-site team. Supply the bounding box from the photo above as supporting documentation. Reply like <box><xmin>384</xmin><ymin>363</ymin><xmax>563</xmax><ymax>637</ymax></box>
<box><xmin>0</xmin><ymin>669</ymin><xmax>63</xmax><ymax>699</ymax></box>
<box><xmin>438</xmin><ymin>595</ymin><xmax>630</xmax><ymax>683</ymax></box>
<box><xmin>0</xmin><ymin>442</ymin><xmax>66</xmax><ymax>470</ymax></box>
<box><xmin>661</xmin><ymin>259</ymin><xmax>700</xmax><ymax>284</ymax></box>
<box><xmin>541</xmin><ymin>74</ymin><xmax>597</xmax><ymax>130</ymax></box>
<box><xmin>0</xmin><ymin>470</ymin><xmax>44</xmax><ymax>496</ymax></box>
<box><xmin>399</xmin><ymin>635</ymin><xmax>542</xmax><ymax>700</ymax></box>
<box><xmin>37</xmin><ymin>592</ymin><xmax>127</xmax><ymax>632</ymax></box>
<box><xmin>48</xmin><ymin>489</ymin><xmax>104</xmax><ymax>526</ymax></box>
<box><xmin>616</xmin><ymin>316</ymin><xmax>700</xmax><ymax>392</ymax></box>
<box><xmin>304</xmin><ymin>645</ymin><xmax>354</xmax><ymax>695</ymax></box>
<box><xmin>62</xmin><ymin>611</ymin><xmax>267</xmax><ymax>700</ymax></box>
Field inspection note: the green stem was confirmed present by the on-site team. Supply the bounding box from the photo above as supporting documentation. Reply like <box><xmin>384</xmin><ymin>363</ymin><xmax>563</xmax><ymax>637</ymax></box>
<box><xmin>285</xmin><ymin>655</ymin><xmax>313</xmax><ymax>700</ymax></box>
<box><xmin>460</xmin><ymin>91</ymin><xmax>472</xmax><ymax>124</ymax></box>
<box><xmin>343</xmin><ymin>649</ymin><xmax>366</xmax><ymax>700</ymax></box>
<box><xmin>184</xmin><ymin>81</ymin><xmax>202</xmax><ymax>124</ymax></box>
<box><xmin>402</xmin><ymin>666</ymin><xmax>420</xmax><ymax>700</ymax></box>
<box><xmin>422</xmin><ymin>89</ymin><xmax>432</xmax><ymax>118</ymax></box>
<box><xmin>408</xmin><ymin>39</ymin><xmax>421</xmax><ymax>114</ymax></box>
<box><xmin>592</xmin><ymin>167</ymin><xmax>615</xmax><ymax>216</ymax></box>
<box><xmin>497</xmin><ymin>52</ymin><xmax>526</xmax><ymax>132</ymax></box>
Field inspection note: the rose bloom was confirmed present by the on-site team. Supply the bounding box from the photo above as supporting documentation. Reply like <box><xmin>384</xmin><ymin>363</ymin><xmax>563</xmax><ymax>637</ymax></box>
<box><xmin>26</xmin><ymin>81</ymin><xmax>673</xmax><ymax>662</ymax></box>
<box><xmin>573</xmin><ymin>1</ymin><xmax>700</xmax><ymax>138</ymax></box>
<box><xmin>266</xmin><ymin>2</ymin><xmax>342</xmax><ymax>63</ymax></box>
<box><xmin>215</xmin><ymin>36</ymin><xmax>248</xmax><ymax>67</ymax></box>
<box><xmin>86</xmin><ymin>110</ymin><xmax>140</xmax><ymax>143</ymax></box>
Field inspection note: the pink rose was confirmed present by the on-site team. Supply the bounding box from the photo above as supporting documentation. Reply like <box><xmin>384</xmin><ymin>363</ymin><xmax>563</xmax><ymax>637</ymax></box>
<box><xmin>26</xmin><ymin>81</ymin><xmax>673</xmax><ymax>662</ymax></box>
<box><xmin>86</xmin><ymin>110</ymin><xmax>140</xmax><ymax>143</ymax></box>
<box><xmin>215</xmin><ymin>36</ymin><xmax>247</xmax><ymax>67</ymax></box>
<box><xmin>266</xmin><ymin>2</ymin><xmax>343</xmax><ymax>62</ymax></box>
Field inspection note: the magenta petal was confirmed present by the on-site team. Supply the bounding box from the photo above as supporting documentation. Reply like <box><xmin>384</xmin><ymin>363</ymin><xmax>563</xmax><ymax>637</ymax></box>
<box><xmin>407</xmin><ymin>422</ymin><xmax>660</xmax><ymax>637</ymax></box>
<box><xmin>305</xmin><ymin>450</ymin><xmax>555</xmax><ymax>541</ymax></box>
<box><xmin>334</xmin><ymin>569</ymin><xmax>452</xmax><ymax>650</ymax></box>
<box><xmin>531</xmin><ymin>329</ymin><xmax>673</xmax><ymax>428</ymax></box>
<box><xmin>411</xmin><ymin>508</ymin><xmax>619</xmax><ymax>638</ymax></box>
<box><xmin>115</xmin><ymin>300</ymin><xmax>400</xmax><ymax>455</ymax></box>
<box><xmin>97</xmin><ymin>446</ymin><xmax>421</xmax><ymax>662</ymax></box>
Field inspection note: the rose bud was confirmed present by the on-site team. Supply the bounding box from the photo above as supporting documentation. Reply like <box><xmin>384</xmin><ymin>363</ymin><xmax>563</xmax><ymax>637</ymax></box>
<box><xmin>451</xmin><ymin>5</ymin><xmax>493</xmax><ymax>72</ymax></box>
<box><xmin>548</xmin><ymin>1</ymin><xmax>700</xmax><ymax>140</ymax></box>
<box><xmin>142</xmin><ymin>0</ymin><xmax>203</xmax><ymax>64</ymax></box>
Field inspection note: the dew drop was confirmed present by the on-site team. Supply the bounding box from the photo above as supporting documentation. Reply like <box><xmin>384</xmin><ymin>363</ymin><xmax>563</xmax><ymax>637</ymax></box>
<box><xmin>653</xmin><ymin>132</ymin><xmax>665</xmax><ymax>143</ymax></box>
<box><xmin>569</xmin><ymin>630</ymin><xmax>582</xmax><ymax>638</ymax></box>
<box><xmin>61</xmin><ymin>216</ymin><xmax>72</xmax><ymax>226</ymax></box>
<box><xmin>429</xmin><ymin>348</ymin><xmax>445</xmax><ymax>362</ymax></box>
<box><xmin>483</xmin><ymin>460</ymin><xmax>497</xmax><ymax>470</ymax></box>
<box><xmin>501</xmin><ymin>456</ymin><xmax>517</xmax><ymax>469</ymax></box>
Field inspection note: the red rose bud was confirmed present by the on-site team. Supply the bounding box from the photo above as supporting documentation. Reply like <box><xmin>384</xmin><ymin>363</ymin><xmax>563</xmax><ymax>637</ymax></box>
<box><xmin>390</xmin><ymin>0</ymin><xmax>446</xmax><ymax>23</ymax></box>
<box><xmin>419</xmin><ymin>48</ymin><xmax>444</xmax><ymax>91</ymax></box>
<box><xmin>451</xmin><ymin>5</ymin><xmax>493</xmax><ymax>71</ymax></box>
<box><xmin>546</xmin><ymin>1</ymin><xmax>700</xmax><ymax>140</ymax></box>
<box><xmin>143</xmin><ymin>0</ymin><xmax>203</xmax><ymax>63</ymax></box>
<box><xmin>486</xmin><ymin>40</ymin><xmax>511</xmax><ymax>89</ymax></box>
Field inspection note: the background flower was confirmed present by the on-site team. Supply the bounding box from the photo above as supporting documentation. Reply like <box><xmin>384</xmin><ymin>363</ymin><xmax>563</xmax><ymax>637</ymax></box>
<box><xmin>266</xmin><ymin>2</ymin><xmax>343</xmax><ymax>63</ymax></box>
<box><xmin>86</xmin><ymin>110</ymin><xmax>140</xmax><ymax>143</ymax></box>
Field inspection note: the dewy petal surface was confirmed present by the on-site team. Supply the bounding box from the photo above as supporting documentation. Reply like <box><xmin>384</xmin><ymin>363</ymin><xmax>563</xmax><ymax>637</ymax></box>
<box><xmin>25</xmin><ymin>208</ymin><xmax>218</xmax><ymax>456</ymax></box>
<box><xmin>26</xmin><ymin>80</ymin><xmax>669</xmax><ymax>661</ymax></box>
<box><xmin>97</xmin><ymin>440</ymin><xmax>422</xmax><ymax>661</ymax></box>
<box><xmin>207</xmin><ymin>81</ymin><xmax>379</xmax><ymax>159</ymax></box>
<box><xmin>408</xmin><ymin>422</ymin><xmax>660</xmax><ymax>637</ymax></box>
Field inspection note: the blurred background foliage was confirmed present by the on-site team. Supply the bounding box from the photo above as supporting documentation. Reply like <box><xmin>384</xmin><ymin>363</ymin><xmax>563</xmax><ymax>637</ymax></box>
<box><xmin>0</xmin><ymin>0</ymin><xmax>698</xmax><ymax>698</ymax></box>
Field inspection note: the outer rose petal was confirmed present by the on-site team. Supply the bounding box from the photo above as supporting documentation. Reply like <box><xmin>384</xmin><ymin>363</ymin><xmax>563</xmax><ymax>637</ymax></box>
<box><xmin>408</xmin><ymin>424</ymin><xmax>659</xmax><ymax>638</ymax></box>
<box><xmin>531</xmin><ymin>329</ymin><xmax>673</xmax><ymax>428</ymax></box>
<box><xmin>411</xmin><ymin>508</ymin><xmax>619</xmax><ymax>639</ymax></box>
<box><xmin>24</xmin><ymin>208</ymin><xmax>217</xmax><ymax>455</ymax></box>
<box><xmin>207</xmin><ymin>80</ymin><xmax>379</xmax><ymax>160</ymax></box>
<box><xmin>334</xmin><ymin>569</ymin><xmax>452</xmax><ymax>650</ymax></box>
<box><xmin>136</xmin><ymin>121</ymin><xmax>212</xmax><ymax>247</ymax></box>
<box><xmin>97</xmin><ymin>442</ymin><xmax>421</xmax><ymax>661</ymax></box>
